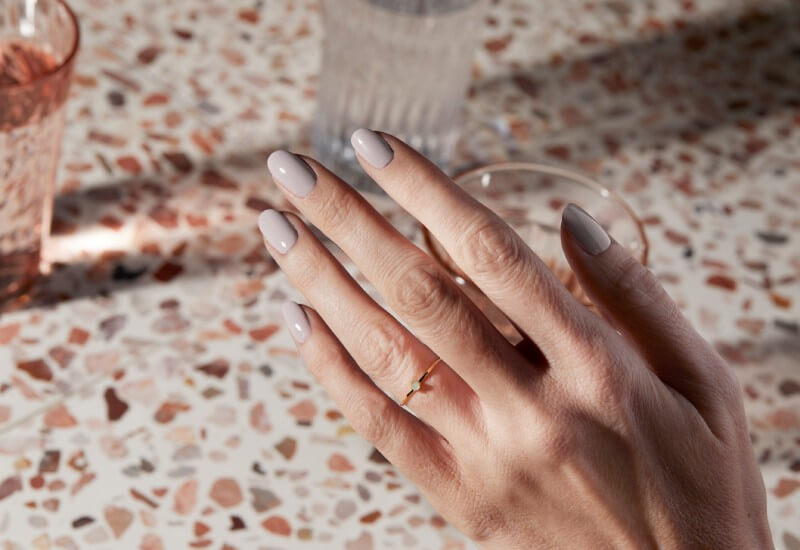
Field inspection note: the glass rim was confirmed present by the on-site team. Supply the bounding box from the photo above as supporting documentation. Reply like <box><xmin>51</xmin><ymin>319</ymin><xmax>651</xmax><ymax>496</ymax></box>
<box><xmin>422</xmin><ymin>161</ymin><xmax>649</xmax><ymax>272</ymax></box>
<box><xmin>0</xmin><ymin>0</ymin><xmax>81</xmax><ymax>91</ymax></box>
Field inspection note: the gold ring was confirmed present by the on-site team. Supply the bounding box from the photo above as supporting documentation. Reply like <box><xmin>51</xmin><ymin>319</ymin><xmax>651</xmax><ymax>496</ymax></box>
<box><xmin>400</xmin><ymin>357</ymin><xmax>442</xmax><ymax>406</ymax></box>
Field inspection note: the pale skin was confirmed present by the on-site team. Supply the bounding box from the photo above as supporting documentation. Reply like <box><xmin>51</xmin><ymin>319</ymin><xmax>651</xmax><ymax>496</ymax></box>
<box><xmin>259</xmin><ymin>130</ymin><xmax>773</xmax><ymax>549</ymax></box>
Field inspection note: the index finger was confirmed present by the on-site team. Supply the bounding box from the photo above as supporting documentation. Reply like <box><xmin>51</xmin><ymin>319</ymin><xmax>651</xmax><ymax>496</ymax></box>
<box><xmin>351</xmin><ymin>128</ymin><xmax>592</xmax><ymax>361</ymax></box>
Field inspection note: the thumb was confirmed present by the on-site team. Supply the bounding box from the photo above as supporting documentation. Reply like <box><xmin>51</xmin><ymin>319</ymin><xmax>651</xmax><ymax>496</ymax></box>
<box><xmin>560</xmin><ymin>203</ymin><xmax>729</xmax><ymax>411</ymax></box>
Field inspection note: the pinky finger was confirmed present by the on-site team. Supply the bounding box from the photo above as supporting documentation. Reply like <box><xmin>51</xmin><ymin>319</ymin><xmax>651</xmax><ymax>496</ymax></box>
<box><xmin>280</xmin><ymin>301</ymin><xmax>459</xmax><ymax>493</ymax></box>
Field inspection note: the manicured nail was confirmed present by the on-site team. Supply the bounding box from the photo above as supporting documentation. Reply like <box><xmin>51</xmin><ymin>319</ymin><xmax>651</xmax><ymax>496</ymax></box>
<box><xmin>562</xmin><ymin>204</ymin><xmax>611</xmax><ymax>256</ymax></box>
<box><xmin>281</xmin><ymin>301</ymin><xmax>311</xmax><ymax>343</ymax></box>
<box><xmin>267</xmin><ymin>150</ymin><xmax>317</xmax><ymax>197</ymax></box>
<box><xmin>351</xmin><ymin>128</ymin><xmax>394</xmax><ymax>169</ymax></box>
<box><xmin>258</xmin><ymin>209</ymin><xmax>297</xmax><ymax>254</ymax></box>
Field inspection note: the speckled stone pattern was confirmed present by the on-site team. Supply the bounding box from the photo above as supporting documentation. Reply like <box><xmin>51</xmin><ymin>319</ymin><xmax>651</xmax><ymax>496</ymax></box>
<box><xmin>0</xmin><ymin>0</ymin><xmax>798</xmax><ymax>548</ymax></box>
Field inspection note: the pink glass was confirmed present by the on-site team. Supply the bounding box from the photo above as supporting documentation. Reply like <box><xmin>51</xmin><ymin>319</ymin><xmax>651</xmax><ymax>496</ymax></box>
<box><xmin>0</xmin><ymin>0</ymin><xmax>79</xmax><ymax>304</ymax></box>
<box><xmin>422</xmin><ymin>162</ymin><xmax>649</xmax><ymax>343</ymax></box>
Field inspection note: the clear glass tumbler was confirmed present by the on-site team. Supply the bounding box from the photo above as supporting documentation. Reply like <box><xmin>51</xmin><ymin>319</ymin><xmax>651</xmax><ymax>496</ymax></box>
<box><xmin>313</xmin><ymin>0</ymin><xmax>487</xmax><ymax>192</ymax></box>
<box><xmin>422</xmin><ymin>163</ymin><xmax>649</xmax><ymax>343</ymax></box>
<box><xmin>0</xmin><ymin>0</ymin><xmax>79</xmax><ymax>304</ymax></box>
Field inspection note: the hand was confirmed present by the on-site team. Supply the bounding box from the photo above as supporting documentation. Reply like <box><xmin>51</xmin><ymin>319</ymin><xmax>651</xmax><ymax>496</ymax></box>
<box><xmin>258</xmin><ymin>130</ymin><xmax>773</xmax><ymax>549</ymax></box>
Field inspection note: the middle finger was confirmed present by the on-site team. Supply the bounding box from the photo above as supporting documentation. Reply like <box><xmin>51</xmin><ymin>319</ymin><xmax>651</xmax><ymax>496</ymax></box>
<box><xmin>267</xmin><ymin>150</ymin><xmax>530</xmax><ymax>407</ymax></box>
<box><xmin>258</xmin><ymin>210</ymin><xmax>475</xmax><ymax>438</ymax></box>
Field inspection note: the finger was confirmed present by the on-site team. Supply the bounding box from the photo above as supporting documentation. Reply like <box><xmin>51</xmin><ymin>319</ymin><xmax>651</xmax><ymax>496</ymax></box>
<box><xmin>281</xmin><ymin>301</ymin><xmax>459</xmax><ymax>493</ymax></box>
<box><xmin>266</xmin><ymin>150</ymin><xmax>528</xmax><ymax>407</ymax></box>
<box><xmin>258</xmin><ymin>209</ymin><xmax>480</xmax><ymax>440</ymax></box>
<box><xmin>560</xmin><ymin>204</ymin><xmax>736</xmax><ymax>416</ymax></box>
<box><xmin>350</xmin><ymin>129</ymin><xmax>594</xmax><ymax>364</ymax></box>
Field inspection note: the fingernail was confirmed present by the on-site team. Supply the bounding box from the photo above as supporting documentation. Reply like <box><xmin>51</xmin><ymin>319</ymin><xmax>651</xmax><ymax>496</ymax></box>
<box><xmin>562</xmin><ymin>204</ymin><xmax>611</xmax><ymax>256</ymax></box>
<box><xmin>267</xmin><ymin>150</ymin><xmax>317</xmax><ymax>197</ymax></box>
<box><xmin>281</xmin><ymin>300</ymin><xmax>311</xmax><ymax>343</ymax></box>
<box><xmin>351</xmin><ymin>128</ymin><xmax>394</xmax><ymax>169</ymax></box>
<box><xmin>258</xmin><ymin>209</ymin><xmax>297</xmax><ymax>254</ymax></box>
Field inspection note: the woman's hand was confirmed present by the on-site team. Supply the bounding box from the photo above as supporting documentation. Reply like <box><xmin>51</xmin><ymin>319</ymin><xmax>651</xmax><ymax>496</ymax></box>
<box><xmin>258</xmin><ymin>130</ymin><xmax>772</xmax><ymax>549</ymax></box>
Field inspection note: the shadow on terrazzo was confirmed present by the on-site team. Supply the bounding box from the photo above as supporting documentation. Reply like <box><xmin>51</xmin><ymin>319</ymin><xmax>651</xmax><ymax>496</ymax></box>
<box><xmin>716</xmin><ymin>330</ymin><xmax>800</xmax><ymax>455</ymax></box>
<box><xmin>16</xmin><ymin>3</ymin><xmax>800</xmax><ymax>308</ymax></box>
<box><xmin>11</xmin><ymin>151</ymin><xmax>291</xmax><ymax>310</ymax></box>
<box><xmin>465</xmin><ymin>2</ymin><xmax>800</xmax><ymax>166</ymax></box>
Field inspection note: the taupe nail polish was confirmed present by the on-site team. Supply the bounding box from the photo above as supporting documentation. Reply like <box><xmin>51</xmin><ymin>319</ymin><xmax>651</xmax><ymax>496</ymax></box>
<box><xmin>258</xmin><ymin>209</ymin><xmax>297</xmax><ymax>254</ymax></box>
<box><xmin>351</xmin><ymin>128</ymin><xmax>394</xmax><ymax>169</ymax></box>
<box><xmin>281</xmin><ymin>301</ymin><xmax>311</xmax><ymax>343</ymax></box>
<box><xmin>562</xmin><ymin>204</ymin><xmax>611</xmax><ymax>256</ymax></box>
<box><xmin>267</xmin><ymin>150</ymin><xmax>317</xmax><ymax>197</ymax></box>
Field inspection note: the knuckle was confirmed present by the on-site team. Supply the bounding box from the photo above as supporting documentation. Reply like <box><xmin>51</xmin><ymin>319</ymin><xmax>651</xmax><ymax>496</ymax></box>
<box><xmin>585</xmin><ymin>366</ymin><xmax>634</xmax><ymax>424</ymax></box>
<box><xmin>592</xmin><ymin>362</ymin><xmax>629</xmax><ymax>404</ymax></box>
<box><xmin>718</xmin><ymin>369</ymin><xmax>743</xmax><ymax>403</ymax></box>
<box><xmin>529</xmin><ymin>417</ymin><xmax>576</xmax><ymax>463</ymax></box>
<box><xmin>391</xmin><ymin>156</ymin><xmax>439</xmax><ymax>200</ymax></box>
<box><xmin>305</xmin><ymin>339</ymin><xmax>350</xmax><ymax>374</ymax></box>
<box><xmin>568</xmin><ymin>338</ymin><xmax>641</xmax><ymax>428</ymax></box>
<box><xmin>460</xmin><ymin>217</ymin><xmax>528</xmax><ymax>277</ymax></box>
<box><xmin>578</xmin><ymin>333</ymin><xmax>629</xmax><ymax>402</ymax></box>
<box><xmin>708</xmin><ymin>353</ymin><xmax>741</xmax><ymax>398</ymax></box>
<box><xmin>315</xmin><ymin>187</ymin><xmax>362</xmax><ymax>233</ymax></box>
<box><xmin>289</xmin><ymin>247</ymin><xmax>323</xmax><ymax>290</ymax></box>
<box><xmin>392</xmin><ymin>261</ymin><xmax>452</xmax><ymax>319</ymax></box>
<box><xmin>540</xmin><ymin>427</ymin><xmax>576</xmax><ymax>463</ymax></box>
<box><xmin>708</xmin><ymin>362</ymin><xmax>746</xmax><ymax>426</ymax></box>
<box><xmin>360</xmin><ymin>321</ymin><xmax>413</xmax><ymax>383</ymax></box>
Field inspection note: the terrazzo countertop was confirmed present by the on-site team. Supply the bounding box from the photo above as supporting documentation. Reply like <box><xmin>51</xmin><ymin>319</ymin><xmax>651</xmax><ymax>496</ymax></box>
<box><xmin>1</xmin><ymin>0</ymin><xmax>799</xmax><ymax>548</ymax></box>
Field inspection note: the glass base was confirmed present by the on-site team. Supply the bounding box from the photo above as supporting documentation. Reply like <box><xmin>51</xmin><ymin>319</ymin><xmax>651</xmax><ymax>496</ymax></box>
<box><xmin>312</xmin><ymin>126</ymin><xmax>456</xmax><ymax>196</ymax></box>
<box><xmin>312</xmin><ymin>132</ymin><xmax>383</xmax><ymax>194</ymax></box>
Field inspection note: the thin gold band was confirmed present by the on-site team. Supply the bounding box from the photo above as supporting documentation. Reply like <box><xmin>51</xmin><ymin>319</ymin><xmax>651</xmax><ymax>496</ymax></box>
<box><xmin>399</xmin><ymin>357</ymin><xmax>442</xmax><ymax>406</ymax></box>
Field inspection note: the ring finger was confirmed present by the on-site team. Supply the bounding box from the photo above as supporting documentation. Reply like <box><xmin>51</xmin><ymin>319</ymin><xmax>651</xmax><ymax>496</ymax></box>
<box><xmin>266</xmin><ymin>151</ymin><xmax>530</xmax><ymax>408</ymax></box>
<box><xmin>257</xmin><ymin>209</ymin><xmax>480</xmax><ymax>440</ymax></box>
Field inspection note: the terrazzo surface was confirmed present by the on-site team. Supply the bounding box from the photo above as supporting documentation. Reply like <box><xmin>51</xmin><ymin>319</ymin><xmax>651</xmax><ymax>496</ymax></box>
<box><xmin>1</xmin><ymin>0</ymin><xmax>799</xmax><ymax>548</ymax></box>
